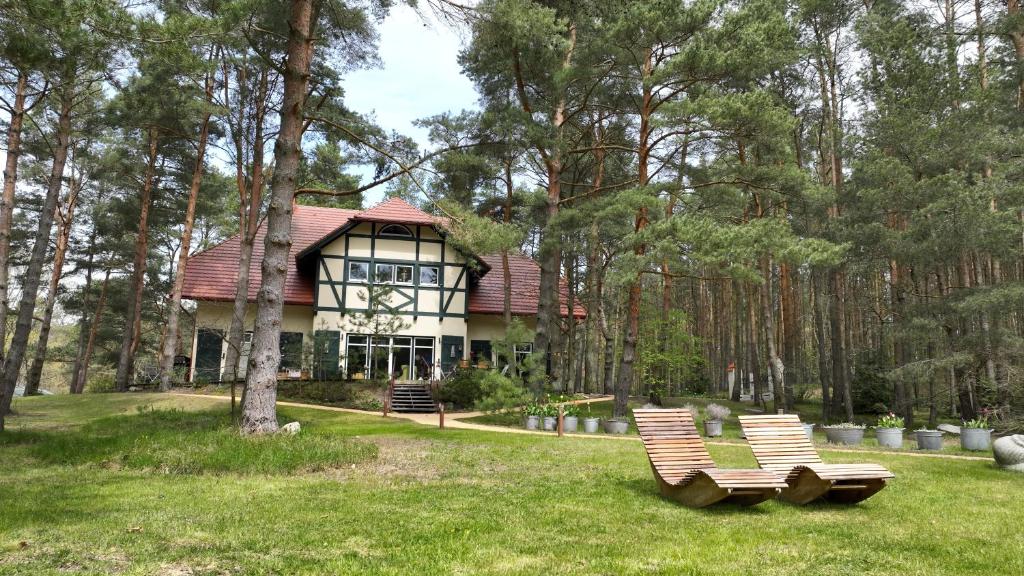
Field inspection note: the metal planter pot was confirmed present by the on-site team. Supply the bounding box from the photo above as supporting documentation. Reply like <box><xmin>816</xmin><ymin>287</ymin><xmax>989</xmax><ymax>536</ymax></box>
<box><xmin>603</xmin><ymin>419</ymin><xmax>629</xmax><ymax>434</ymax></box>
<box><xmin>876</xmin><ymin>428</ymin><xmax>904</xmax><ymax>449</ymax></box>
<box><xmin>543</xmin><ymin>416</ymin><xmax>557</xmax><ymax>431</ymax></box>
<box><xmin>704</xmin><ymin>420</ymin><xmax>724</xmax><ymax>437</ymax></box>
<box><xmin>961</xmin><ymin>428</ymin><xmax>992</xmax><ymax>451</ymax></box>
<box><xmin>563</xmin><ymin>416</ymin><xmax>578</xmax><ymax>433</ymax></box>
<box><xmin>916</xmin><ymin>430</ymin><xmax>943</xmax><ymax>450</ymax></box>
<box><xmin>802</xmin><ymin>423</ymin><xmax>815</xmax><ymax>439</ymax></box>
<box><xmin>824</xmin><ymin>427</ymin><xmax>865</xmax><ymax>445</ymax></box>
<box><xmin>525</xmin><ymin>415</ymin><xmax>540</xmax><ymax>430</ymax></box>
<box><xmin>583</xmin><ymin>418</ymin><xmax>600</xmax><ymax>433</ymax></box>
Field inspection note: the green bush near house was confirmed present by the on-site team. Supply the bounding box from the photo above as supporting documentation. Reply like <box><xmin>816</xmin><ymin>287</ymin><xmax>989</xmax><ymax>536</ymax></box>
<box><xmin>439</xmin><ymin>368</ymin><xmax>485</xmax><ymax>409</ymax></box>
<box><xmin>474</xmin><ymin>372</ymin><xmax>529</xmax><ymax>413</ymax></box>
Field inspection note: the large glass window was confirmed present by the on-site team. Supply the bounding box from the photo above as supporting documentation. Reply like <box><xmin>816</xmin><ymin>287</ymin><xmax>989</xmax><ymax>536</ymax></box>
<box><xmin>279</xmin><ymin>332</ymin><xmax>304</xmax><ymax>372</ymax></box>
<box><xmin>419</xmin><ymin>265</ymin><xmax>438</xmax><ymax>286</ymax></box>
<box><xmin>349</xmin><ymin>261</ymin><xmax>368</xmax><ymax>282</ymax></box>
<box><xmin>346</xmin><ymin>335</ymin><xmax>434</xmax><ymax>381</ymax></box>
<box><xmin>391</xmin><ymin>337</ymin><xmax>413</xmax><ymax>380</ymax></box>
<box><xmin>414</xmin><ymin>337</ymin><xmax>434</xmax><ymax>380</ymax></box>
<box><xmin>371</xmin><ymin>336</ymin><xmax>390</xmax><ymax>379</ymax></box>
<box><xmin>346</xmin><ymin>335</ymin><xmax>368</xmax><ymax>379</ymax></box>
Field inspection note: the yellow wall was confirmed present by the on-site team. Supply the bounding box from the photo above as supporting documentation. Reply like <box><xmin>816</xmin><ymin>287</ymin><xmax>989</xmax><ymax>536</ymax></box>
<box><xmin>190</xmin><ymin>302</ymin><xmax>313</xmax><ymax>380</ymax></box>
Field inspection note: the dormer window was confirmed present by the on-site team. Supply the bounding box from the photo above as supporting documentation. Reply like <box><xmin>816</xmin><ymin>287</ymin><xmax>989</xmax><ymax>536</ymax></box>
<box><xmin>378</xmin><ymin>224</ymin><xmax>413</xmax><ymax>237</ymax></box>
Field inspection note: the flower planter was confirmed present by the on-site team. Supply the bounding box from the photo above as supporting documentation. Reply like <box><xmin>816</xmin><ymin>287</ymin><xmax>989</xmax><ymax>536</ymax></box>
<box><xmin>875</xmin><ymin>428</ymin><xmax>904</xmax><ymax>449</ymax></box>
<box><xmin>583</xmin><ymin>417</ymin><xmax>600</xmax><ymax>433</ymax></box>
<box><xmin>824</xmin><ymin>427</ymin><xmax>865</xmax><ymax>445</ymax></box>
<box><xmin>603</xmin><ymin>419</ymin><xmax>629</xmax><ymax>434</ymax></box>
<box><xmin>563</xmin><ymin>416</ymin><xmax>578</xmax><ymax>433</ymax></box>
<box><xmin>961</xmin><ymin>428</ymin><xmax>992</xmax><ymax>451</ymax></box>
<box><xmin>704</xmin><ymin>419</ymin><xmax>723</xmax><ymax>437</ymax></box>
<box><xmin>802</xmin><ymin>423</ymin><xmax>815</xmax><ymax>439</ymax></box>
<box><xmin>525</xmin><ymin>415</ymin><xmax>540</xmax><ymax>430</ymax></box>
<box><xmin>916</xmin><ymin>430</ymin><xmax>943</xmax><ymax>450</ymax></box>
<box><xmin>542</xmin><ymin>416</ymin><xmax>557</xmax><ymax>431</ymax></box>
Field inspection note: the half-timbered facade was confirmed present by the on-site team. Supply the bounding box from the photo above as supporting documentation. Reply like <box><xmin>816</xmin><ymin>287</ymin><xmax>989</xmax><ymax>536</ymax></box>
<box><xmin>181</xmin><ymin>197</ymin><xmax>584</xmax><ymax>383</ymax></box>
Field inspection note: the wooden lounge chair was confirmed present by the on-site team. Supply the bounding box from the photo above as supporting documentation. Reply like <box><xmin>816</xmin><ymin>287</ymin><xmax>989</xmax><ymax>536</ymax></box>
<box><xmin>633</xmin><ymin>409</ymin><xmax>787</xmax><ymax>507</ymax></box>
<box><xmin>738</xmin><ymin>414</ymin><xmax>895</xmax><ymax>505</ymax></box>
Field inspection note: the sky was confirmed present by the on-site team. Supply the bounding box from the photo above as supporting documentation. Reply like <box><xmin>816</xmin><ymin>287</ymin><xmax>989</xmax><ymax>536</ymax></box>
<box><xmin>343</xmin><ymin>5</ymin><xmax>480</xmax><ymax>205</ymax></box>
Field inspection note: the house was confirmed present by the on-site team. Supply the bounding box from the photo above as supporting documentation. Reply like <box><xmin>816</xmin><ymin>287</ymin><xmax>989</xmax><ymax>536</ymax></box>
<box><xmin>181</xmin><ymin>197</ymin><xmax>584</xmax><ymax>383</ymax></box>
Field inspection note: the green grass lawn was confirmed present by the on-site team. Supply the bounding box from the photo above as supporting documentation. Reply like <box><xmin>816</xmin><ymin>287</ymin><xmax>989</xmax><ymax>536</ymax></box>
<box><xmin>1</xmin><ymin>394</ymin><xmax>1021</xmax><ymax>575</ymax></box>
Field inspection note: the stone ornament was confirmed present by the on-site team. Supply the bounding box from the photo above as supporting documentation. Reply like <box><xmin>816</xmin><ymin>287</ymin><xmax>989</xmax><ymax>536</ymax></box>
<box><xmin>993</xmin><ymin>435</ymin><xmax>1024</xmax><ymax>472</ymax></box>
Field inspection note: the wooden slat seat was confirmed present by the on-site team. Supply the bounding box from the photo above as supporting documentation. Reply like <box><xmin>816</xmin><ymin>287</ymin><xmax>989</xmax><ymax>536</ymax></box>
<box><xmin>738</xmin><ymin>414</ymin><xmax>895</xmax><ymax>504</ymax></box>
<box><xmin>634</xmin><ymin>409</ymin><xmax>786</xmax><ymax>507</ymax></box>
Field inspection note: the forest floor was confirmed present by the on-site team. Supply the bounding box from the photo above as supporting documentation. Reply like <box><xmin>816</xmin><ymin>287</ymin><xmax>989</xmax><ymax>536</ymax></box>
<box><xmin>2</xmin><ymin>393</ymin><xmax>1021</xmax><ymax>575</ymax></box>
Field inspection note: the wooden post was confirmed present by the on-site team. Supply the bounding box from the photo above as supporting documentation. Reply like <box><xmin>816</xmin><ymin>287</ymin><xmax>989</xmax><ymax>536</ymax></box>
<box><xmin>439</xmin><ymin>402</ymin><xmax>445</xmax><ymax>429</ymax></box>
<box><xmin>384</xmin><ymin>377</ymin><xmax>394</xmax><ymax>417</ymax></box>
<box><xmin>230</xmin><ymin>379</ymin><xmax>236</xmax><ymax>420</ymax></box>
<box><xmin>557</xmin><ymin>405</ymin><xmax>564</xmax><ymax>437</ymax></box>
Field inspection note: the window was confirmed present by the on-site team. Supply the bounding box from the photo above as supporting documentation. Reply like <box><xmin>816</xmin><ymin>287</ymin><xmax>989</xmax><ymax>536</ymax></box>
<box><xmin>419</xmin><ymin>265</ymin><xmax>438</xmax><ymax>286</ymax></box>
<box><xmin>346</xmin><ymin>335</ymin><xmax>434</xmax><ymax>381</ymax></box>
<box><xmin>374</xmin><ymin>263</ymin><xmax>413</xmax><ymax>284</ymax></box>
<box><xmin>313</xmin><ymin>330</ymin><xmax>340</xmax><ymax>380</ymax></box>
<box><xmin>375</xmin><ymin>263</ymin><xmax>395</xmax><ymax>283</ymax></box>
<box><xmin>513</xmin><ymin>343</ymin><xmax>533</xmax><ymax>366</ymax></box>
<box><xmin>379</xmin><ymin>224</ymin><xmax>413</xmax><ymax>237</ymax></box>
<box><xmin>395</xmin><ymin>265</ymin><xmax>413</xmax><ymax>284</ymax></box>
<box><xmin>346</xmin><ymin>335</ymin><xmax>368</xmax><ymax>379</ymax></box>
<box><xmin>349</xmin><ymin>261</ymin><xmax>369</xmax><ymax>282</ymax></box>
<box><xmin>414</xmin><ymin>337</ymin><xmax>434</xmax><ymax>380</ymax></box>
<box><xmin>279</xmin><ymin>332</ymin><xmax>304</xmax><ymax>372</ymax></box>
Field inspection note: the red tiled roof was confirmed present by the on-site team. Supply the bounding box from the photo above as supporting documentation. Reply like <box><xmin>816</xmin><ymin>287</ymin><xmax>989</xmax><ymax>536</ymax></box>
<box><xmin>182</xmin><ymin>200</ymin><xmax>585</xmax><ymax>319</ymax></box>
<box><xmin>353</xmin><ymin>196</ymin><xmax>437</xmax><ymax>225</ymax></box>
<box><xmin>470</xmin><ymin>254</ymin><xmax>586</xmax><ymax>319</ymax></box>
<box><xmin>182</xmin><ymin>205</ymin><xmax>360</xmax><ymax>306</ymax></box>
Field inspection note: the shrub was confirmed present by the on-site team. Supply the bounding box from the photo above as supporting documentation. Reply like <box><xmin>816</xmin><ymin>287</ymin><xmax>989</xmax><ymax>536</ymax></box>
<box><xmin>962</xmin><ymin>417</ymin><xmax>990</xmax><ymax>429</ymax></box>
<box><xmin>850</xmin><ymin>357</ymin><xmax>892</xmax><ymax>414</ymax></box>
<box><xmin>705</xmin><ymin>403</ymin><xmax>731</xmax><ymax>421</ymax></box>
<box><xmin>473</xmin><ymin>372</ymin><xmax>529</xmax><ymax>413</ymax></box>
<box><xmin>439</xmin><ymin>368</ymin><xmax>485</xmax><ymax>409</ymax></box>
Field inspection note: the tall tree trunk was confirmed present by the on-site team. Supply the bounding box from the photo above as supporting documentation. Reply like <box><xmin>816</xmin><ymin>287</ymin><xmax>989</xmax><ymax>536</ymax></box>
<box><xmin>502</xmin><ymin>158</ymin><xmax>514</xmax><ymax>325</ymax></box>
<box><xmin>812</xmin><ymin>270</ymin><xmax>832</xmax><ymax>421</ymax></box>
<box><xmin>524</xmin><ymin>24</ymin><xmax>575</xmax><ymax>391</ymax></box>
<box><xmin>0</xmin><ymin>71</ymin><xmax>28</xmax><ymax>363</ymax></box>
<box><xmin>223</xmin><ymin>65</ymin><xmax>268</xmax><ymax>384</ymax></box>
<box><xmin>760</xmin><ymin>256</ymin><xmax>787</xmax><ymax>412</ymax></box>
<box><xmin>73</xmin><ymin>270</ymin><xmax>110</xmax><ymax>394</ymax></box>
<box><xmin>240</xmin><ymin>0</ymin><xmax>316</xmax><ymax>435</ymax></box>
<box><xmin>23</xmin><ymin>175</ymin><xmax>80</xmax><ymax>395</ymax></box>
<box><xmin>69</xmin><ymin>224</ymin><xmax>99</xmax><ymax>394</ymax></box>
<box><xmin>0</xmin><ymin>93</ymin><xmax>72</xmax><ymax>428</ymax></box>
<box><xmin>159</xmin><ymin>77</ymin><xmax>213</xmax><ymax>391</ymax></box>
<box><xmin>114</xmin><ymin>127</ymin><xmax>160</xmax><ymax>391</ymax></box>
<box><xmin>615</xmin><ymin>48</ymin><xmax>654</xmax><ymax>419</ymax></box>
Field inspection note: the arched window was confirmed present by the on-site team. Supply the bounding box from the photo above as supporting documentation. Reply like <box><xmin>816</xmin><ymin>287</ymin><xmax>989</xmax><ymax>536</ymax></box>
<box><xmin>378</xmin><ymin>224</ymin><xmax>413</xmax><ymax>237</ymax></box>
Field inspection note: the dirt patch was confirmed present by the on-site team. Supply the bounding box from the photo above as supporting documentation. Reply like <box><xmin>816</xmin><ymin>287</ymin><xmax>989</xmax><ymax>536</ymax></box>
<box><xmin>324</xmin><ymin>436</ymin><xmax>446</xmax><ymax>483</ymax></box>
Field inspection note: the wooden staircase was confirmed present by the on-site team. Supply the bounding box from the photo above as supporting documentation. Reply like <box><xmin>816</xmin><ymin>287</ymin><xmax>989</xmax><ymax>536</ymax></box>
<box><xmin>388</xmin><ymin>383</ymin><xmax>437</xmax><ymax>413</ymax></box>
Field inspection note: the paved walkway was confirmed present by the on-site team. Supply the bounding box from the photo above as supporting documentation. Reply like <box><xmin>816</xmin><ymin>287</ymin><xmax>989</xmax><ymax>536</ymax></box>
<box><xmin>174</xmin><ymin>392</ymin><xmax>994</xmax><ymax>462</ymax></box>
